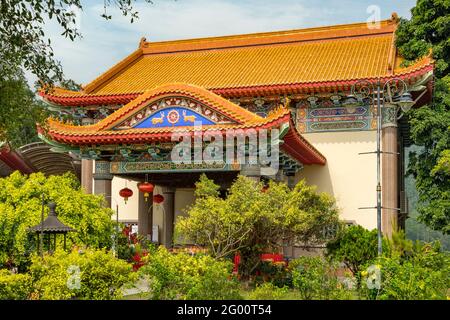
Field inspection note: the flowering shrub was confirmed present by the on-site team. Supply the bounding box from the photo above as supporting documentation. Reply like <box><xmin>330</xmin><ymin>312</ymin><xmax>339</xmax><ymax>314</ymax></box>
<box><xmin>138</xmin><ymin>246</ymin><xmax>242</xmax><ymax>300</ymax></box>
<box><xmin>256</xmin><ymin>260</ymin><xmax>292</xmax><ymax>288</ymax></box>
<box><xmin>170</xmin><ymin>246</ymin><xmax>208</xmax><ymax>255</ymax></box>
<box><xmin>117</xmin><ymin>227</ymin><xmax>154</xmax><ymax>271</ymax></box>
<box><xmin>131</xmin><ymin>244</ymin><xmax>150</xmax><ymax>271</ymax></box>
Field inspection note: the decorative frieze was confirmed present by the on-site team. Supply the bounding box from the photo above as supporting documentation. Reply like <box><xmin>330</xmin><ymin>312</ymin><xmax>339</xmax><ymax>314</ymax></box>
<box><xmin>245</xmin><ymin>98</ymin><xmax>279</xmax><ymax>118</ymax></box>
<box><xmin>93</xmin><ymin>160</ymin><xmax>113</xmax><ymax>180</ymax></box>
<box><xmin>295</xmin><ymin>96</ymin><xmax>375</xmax><ymax>133</ymax></box>
<box><xmin>115</xmin><ymin>97</ymin><xmax>234</xmax><ymax>129</ymax></box>
<box><xmin>110</xmin><ymin>161</ymin><xmax>241</xmax><ymax>173</ymax></box>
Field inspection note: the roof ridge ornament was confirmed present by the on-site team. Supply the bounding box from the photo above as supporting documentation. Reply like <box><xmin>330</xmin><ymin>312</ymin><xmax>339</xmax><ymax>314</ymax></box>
<box><xmin>139</xmin><ymin>37</ymin><xmax>147</xmax><ymax>48</ymax></box>
<box><xmin>389</xmin><ymin>12</ymin><xmax>399</xmax><ymax>24</ymax></box>
<box><xmin>48</xmin><ymin>202</ymin><xmax>57</xmax><ymax>216</ymax></box>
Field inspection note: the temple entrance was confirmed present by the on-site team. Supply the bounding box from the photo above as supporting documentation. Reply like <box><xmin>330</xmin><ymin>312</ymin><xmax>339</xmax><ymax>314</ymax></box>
<box><xmin>110</xmin><ymin>171</ymin><xmax>240</xmax><ymax>248</ymax></box>
<box><xmin>121</xmin><ymin>171</ymin><xmax>240</xmax><ymax>189</ymax></box>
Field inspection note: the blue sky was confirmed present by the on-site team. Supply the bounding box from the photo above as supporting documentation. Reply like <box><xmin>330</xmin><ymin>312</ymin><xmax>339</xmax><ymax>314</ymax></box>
<box><xmin>39</xmin><ymin>0</ymin><xmax>417</xmax><ymax>86</ymax></box>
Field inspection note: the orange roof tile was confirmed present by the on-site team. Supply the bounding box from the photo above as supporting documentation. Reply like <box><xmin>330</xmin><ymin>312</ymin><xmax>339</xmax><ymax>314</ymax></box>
<box><xmin>41</xmin><ymin>16</ymin><xmax>433</xmax><ymax>104</ymax></box>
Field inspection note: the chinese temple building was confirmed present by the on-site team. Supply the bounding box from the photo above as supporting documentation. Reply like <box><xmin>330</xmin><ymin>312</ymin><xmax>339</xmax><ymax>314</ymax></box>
<box><xmin>38</xmin><ymin>14</ymin><xmax>433</xmax><ymax>248</ymax></box>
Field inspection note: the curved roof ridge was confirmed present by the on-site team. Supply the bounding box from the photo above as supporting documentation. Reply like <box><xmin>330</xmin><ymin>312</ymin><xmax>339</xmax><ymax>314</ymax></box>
<box><xmin>44</xmin><ymin>83</ymin><xmax>272</xmax><ymax>133</ymax></box>
<box><xmin>141</xmin><ymin>20</ymin><xmax>396</xmax><ymax>56</ymax></box>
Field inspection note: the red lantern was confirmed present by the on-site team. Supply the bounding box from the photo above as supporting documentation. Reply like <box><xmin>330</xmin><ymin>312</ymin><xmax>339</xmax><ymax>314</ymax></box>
<box><xmin>138</xmin><ymin>182</ymin><xmax>154</xmax><ymax>201</ymax></box>
<box><xmin>119</xmin><ymin>187</ymin><xmax>133</xmax><ymax>204</ymax></box>
<box><xmin>153</xmin><ymin>194</ymin><xmax>164</xmax><ymax>204</ymax></box>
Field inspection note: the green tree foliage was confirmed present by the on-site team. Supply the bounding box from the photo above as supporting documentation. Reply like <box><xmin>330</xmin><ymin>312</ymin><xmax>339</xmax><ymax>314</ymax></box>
<box><xmin>404</xmin><ymin>150</ymin><xmax>450</xmax><ymax>250</ymax></box>
<box><xmin>396</xmin><ymin>0</ymin><xmax>450</xmax><ymax>233</ymax></box>
<box><xmin>138</xmin><ymin>246</ymin><xmax>242</xmax><ymax>300</ymax></box>
<box><xmin>0</xmin><ymin>171</ymin><xmax>115</xmax><ymax>270</ymax></box>
<box><xmin>0</xmin><ymin>69</ymin><xmax>46</xmax><ymax>147</ymax></box>
<box><xmin>176</xmin><ymin>174</ymin><xmax>340</xmax><ymax>276</ymax></box>
<box><xmin>326</xmin><ymin>225</ymin><xmax>378</xmax><ymax>277</ymax></box>
<box><xmin>30</xmin><ymin>248</ymin><xmax>134</xmax><ymax>300</ymax></box>
<box><xmin>0</xmin><ymin>0</ymin><xmax>153</xmax><ymax>84</ymax></box>
<box><xmin>0</xmin><ymin>1</ymin><xmax>155</xmax><ymax>146</ymax></box>
<box><xmin>0</xmin><ymin>269</ymin><xmax>32</xmax><ymax>300</ymax></box>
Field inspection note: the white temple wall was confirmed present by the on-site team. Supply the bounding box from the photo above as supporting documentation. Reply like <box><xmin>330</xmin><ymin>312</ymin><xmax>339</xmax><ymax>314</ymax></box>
<box><xmin>296</xmin><ymin>130</ymin><xmax>378</xmax><ymax>230</ymax></box>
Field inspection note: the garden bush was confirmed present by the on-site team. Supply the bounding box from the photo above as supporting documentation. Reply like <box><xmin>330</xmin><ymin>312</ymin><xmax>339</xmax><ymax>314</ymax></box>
<box><xmin>360</xmin><ymin>257</ymin><xmax>449</xmax><ymax>300</ymax></box>
<box><xmin>0</xmin><ymin>269</ymin><xmax>32</xmax><ymax>299</ymax></box>
<box><xmin>290</xmin><ymin>256</ymin><xmax>353</xmax><ymax>300</ymax></box>
<box><xmin>360</xmin><ymin>239</ymin><xmax>450</xmax><ymax>300</ymax></box>
<box><xmin>326</xmin><ymin>225</ymin><xmax>378</xmax><ymax>277</ymax></box>
<box><xmin>138</xmin><ymin>247</ymin><xmax>242</xmax><ymax>300</ymax></box>
<box><xmin>30</xmin><ymin>248</ymin><xmax>134</xmax><ymax>300</ymax></box>
<box><xmin>248</xmin><ymin>282</ymin><xmax>290</xmax><ymax>300</ymax></box>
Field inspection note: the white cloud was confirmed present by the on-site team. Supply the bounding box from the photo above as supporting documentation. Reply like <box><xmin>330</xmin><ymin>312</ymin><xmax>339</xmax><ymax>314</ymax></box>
<box><xmin>28</xmin><ymin>0</ymin><xmax>416</xmax><ymax>87</ymax></box>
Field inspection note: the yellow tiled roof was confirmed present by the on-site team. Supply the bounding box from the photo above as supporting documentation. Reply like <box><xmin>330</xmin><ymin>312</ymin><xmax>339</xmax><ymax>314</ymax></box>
<box><xmin>43</xmin><ymin>16</ymin><xmax>433</xmax><ymax>100</ymax></box>
<box><xmin>96</xmin><ymin>35</ymin><xmax>394</xmax><ymax>93</ymax></box>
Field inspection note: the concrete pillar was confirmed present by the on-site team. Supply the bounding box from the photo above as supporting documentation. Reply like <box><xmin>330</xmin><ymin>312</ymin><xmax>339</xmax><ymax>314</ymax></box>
<box><xmin>138</xmin><ymin>189</ymin><xmax>152</xmax><ymax>240</ymax></box>
<box><xmin>287</xmin><ymin>175</ymin><xmax>296</xmax><ymax>189</ymax></box>
<box><xmin>381</xmin><ymin>106</ymin><xmax>399</xmax><ymax>238</ymax></box>
<box><xmin>240</xmin><ymin>164</ymin><xmax>261</xmax><ymax>182</ymax></box>
<box><xmin>93</xmin><ymin>160</ymin><xmax>113</xmax><ymax>208</ymax></box>
<box><xmin>161</xmin><ymin>187</ymin><xmax>175</xmax><ymax>248</ymax></box>
<box><xmin>81</xmin><ymin>159</ymin><xmax>93</xmax><ymax>194</ymax></box>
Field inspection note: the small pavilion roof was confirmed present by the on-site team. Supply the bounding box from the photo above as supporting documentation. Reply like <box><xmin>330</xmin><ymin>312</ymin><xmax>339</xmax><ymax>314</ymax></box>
<box><xmin>29</xmin><ymin>202</ymin><xmax>75</xmax><ymax>233</ymax></box>
<box><xmin>40</xmin><ymin>14</ymin><xmax>433</xmax><ymax>106</ymax></box>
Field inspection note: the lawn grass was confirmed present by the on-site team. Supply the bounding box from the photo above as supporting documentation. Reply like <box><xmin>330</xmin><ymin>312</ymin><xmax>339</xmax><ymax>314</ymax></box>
<box><xmin>122</xmin><ymin>283</ymin><xmax>361</xmax><ymax>300</ymax></box>
<box><xmin>239</xmin><ymin>288</ymin><xmax>301</xmax><ymax>300</ymax></box>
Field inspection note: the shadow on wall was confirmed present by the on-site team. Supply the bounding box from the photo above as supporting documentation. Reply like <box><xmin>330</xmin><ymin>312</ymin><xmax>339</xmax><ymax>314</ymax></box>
<box><xmin>296</xmin><ymin>163</ymin><xmax>334</xmax><ymax>197</ymax></box>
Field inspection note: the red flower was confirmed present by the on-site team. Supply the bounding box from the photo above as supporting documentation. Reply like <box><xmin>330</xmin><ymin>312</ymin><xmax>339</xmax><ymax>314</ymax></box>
<box><xmin>130</xmin><ymin>233</ymin><xmax>138</xmax><ymax>244</ymax></box>
<box><xmin>233</xmin><ymin>253</ymin><xmax>241</xmax><ymax>273</ymax></box>
<box><xmin>132</xmin><ymin>253</ymin><xmax>141</xmax><ymax>262</ymax></box>
<box><xmin>122</xmin><ymin>226</ymin><xmax>131</xmax><ymax>237</ymax></box>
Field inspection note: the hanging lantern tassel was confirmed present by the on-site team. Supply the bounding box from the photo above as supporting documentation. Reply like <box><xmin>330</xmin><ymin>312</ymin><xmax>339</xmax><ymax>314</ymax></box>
<box><xmin>138</xmin><ymin>182</ymin><xmax>154</xmax><ymax>202</ymax></box>
<box><xmin>153</xmin><ymin>194</ymin><xmax>164</xmax><ymax>204</ymax></box>
<box><xmin>119</xmin><ymin>187</ymin><xmax>133</xmax><ymax>204</ymax></box>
